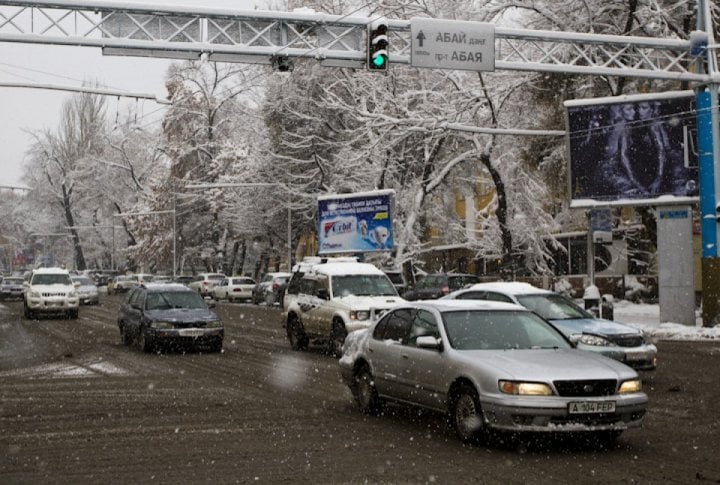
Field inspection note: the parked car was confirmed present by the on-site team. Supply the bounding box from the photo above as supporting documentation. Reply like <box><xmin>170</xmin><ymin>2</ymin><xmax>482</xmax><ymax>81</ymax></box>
<box><xmin>188</xmin><ymin>273</ymin><xmax>226</xmax><ymax>297</ymax></box>
<box><xmin>0</xmin><ymin>276</ymin><xmax>25</xmax><ymax>300</ymax></box>
<box><xmin>283</xmin><ymin>257</ymin><xmax>404</xmax><ymax>356</ymax></box>
<box><xmin>152</xmin><ymin>275</ymin><xmax>173</xmax><ymax>284</ymax></box>
<box><xmin>402</xmin><ymin>272</ymin><xmax>480</xmax><ymax>300</ymax></box>
<box><xmin>107</xmin><ymin>275</ymin><xmax>140</xmax><ymax>295</ymax></box>
<box><xmin>212</xmin><ymin>276</ymin><xmax>256</xmax><ymax>302</ymax></box>
<box><xmin>23</xmin><ymin>267</ymin><xmax>79</xmax><ymax>319</ymax></box>
<box><xmin>252</xmin><ymin>271</ymin><xmax>291</xmax><ymax>305</ymax></box>
<box><xmin>339</xmin><ymin>299</ymin><xmax>647</xmax><ymax>444</ymax></box>
<box><xmin>442</xmin><ymin>282</ymin><xmax>658</xmax><ymax>370</ymax></box>
<box><xmin>173</xmin><ymin>275</ymin><xmax>195</xmax><ymax>286</ymax></box>
<box><xmin>71</xmin><ymin>276</ymin><xmax>100</xmax><ymax>305</ymax></box>
<box><xmin>383</xmin><ymin>269</ymin><xmax>409</xmax><ymax>295</ymax></box>
<box><xmin>117</xmin><ymin>283</ymin><xmax>223</xmax><ymax>353</ymax></box>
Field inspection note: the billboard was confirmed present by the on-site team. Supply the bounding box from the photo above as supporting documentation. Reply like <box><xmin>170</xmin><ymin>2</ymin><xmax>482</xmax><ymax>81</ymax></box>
<box><xmin>317</xmin><ymin>190</ymin><xmax>395</xmax><ymax>255</ymax></box>
<box><xmin>565</xmin><ymin>91</ymin><xmax>699</xmax><ymax>208</ymax></box>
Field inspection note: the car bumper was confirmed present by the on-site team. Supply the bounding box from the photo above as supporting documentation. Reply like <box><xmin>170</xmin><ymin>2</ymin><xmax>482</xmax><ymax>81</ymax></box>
<box><xmin>27</xmin><ymin>298</ymin><xmax>79</xmax><ymax>313</ymax></box>
<box><xmin>79</xmin><ymin>295</ymin><xmax>99</xmax><ymax>305</ymax></box>
<box><xmin>481</xmin><ymin>393</ymin><xmax>648</xmax><ymax>433</ymax></box>
<box><xmin>149</xmin><ymin>327</ymin><xmax>224</xmax><ymax>343</ymax></box>
<box><xmin>575</xmin><ymin>343</ymin><xmax>657</xmax><ymax>371</ymax></box>
<box><xmin>1</xmin><ymin>291</ymin><xmax>23</xmax><ymax>299</ymax></box>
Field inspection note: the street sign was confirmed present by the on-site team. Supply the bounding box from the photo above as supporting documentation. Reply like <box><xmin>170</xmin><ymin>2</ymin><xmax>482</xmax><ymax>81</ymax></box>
<box><xmin>410</xmin><ymin>18</ymin><xmax>495</xmax><ymax>71</ymax></box>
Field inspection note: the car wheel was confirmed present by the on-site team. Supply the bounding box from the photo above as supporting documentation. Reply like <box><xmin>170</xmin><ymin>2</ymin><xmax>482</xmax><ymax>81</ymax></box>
<box><xmin>23</xmin><ymin>301</ymin><xmax>33</xmax><ymax>320</ymax></box>
<box><xmin>328</xmin><ymin>320</ymin><xmax>347</xmax><ymax>357</ymax></box>
<box><xmin>450</xmin><ymin>384</ymin><xmax>486</xmax><ymax>444</ymax></box>
<box><xmin>355</xmin><ymin>365</ymin><xmax>382</xmax><ymax>415</ymax></box>
<box><xmin>138</xmin><ymin>327</ymin><xmax>155</xmax><ymax>353</ymax></box>
<box><xmin>119</xmin><ymin>323</ymin><xmax>132</xmax><ymax>346</ymax></box>
<box><xmin>207</xmin><ymin>338</ymin><xmax>223</xmax><ymax>353</ymax></box>
<box><xmin>287</xmin><ymin>316</ymin><xmax>308</xmax><ymax>351</ymax></box>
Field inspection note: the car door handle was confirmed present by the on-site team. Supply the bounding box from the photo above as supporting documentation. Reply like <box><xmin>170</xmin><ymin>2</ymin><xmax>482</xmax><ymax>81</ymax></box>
<box><xmin>401</xmin><ymin>353</ymin><xmax>409</xmax><ymax>359</ymax></box>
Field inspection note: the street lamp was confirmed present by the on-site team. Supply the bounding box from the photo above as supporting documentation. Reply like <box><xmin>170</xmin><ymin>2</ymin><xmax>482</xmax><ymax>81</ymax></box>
<box><xmin>113</xmin><ymin>209</ymin><xmax>176</xmax><ymax>277</ymax></box>
<box><xmin>184</xmin><ymin>182</ymin><xmax>293</xmax><ymax>270</ymax></box>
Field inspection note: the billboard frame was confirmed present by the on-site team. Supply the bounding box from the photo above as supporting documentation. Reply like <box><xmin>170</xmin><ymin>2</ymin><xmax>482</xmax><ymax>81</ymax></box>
<box><xmin>564</xmin><ymin>90</ymin><xmax>699</xmax><ymax>209</ymax></box>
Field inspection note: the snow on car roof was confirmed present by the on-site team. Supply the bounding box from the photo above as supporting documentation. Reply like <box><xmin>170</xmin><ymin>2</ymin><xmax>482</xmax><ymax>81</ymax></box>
<box><xmin>411</xmin><ymin>298</ymin><xmax>526</xmax><ymax>312</ymax></box>
<box><xmin>311</xmin><ymin>261</ymin><xmax>385</xmax><ymax>276</ymax></box>
<box><xmin>32</xmin><ymin>267</ymin><xmax>70</xmax><ymax>274</ymax></box>
<box><xmin>469</xmin><ymin>282</ymin><xmax>552</xmax><ymax>295</ymax></box>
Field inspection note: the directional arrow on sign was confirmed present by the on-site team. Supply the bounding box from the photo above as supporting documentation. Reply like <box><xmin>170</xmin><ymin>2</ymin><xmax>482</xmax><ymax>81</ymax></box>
<box><xmin>416</xmin><ymin>31</ymin><xmax>425</xmax><ymax>47</ymax></box>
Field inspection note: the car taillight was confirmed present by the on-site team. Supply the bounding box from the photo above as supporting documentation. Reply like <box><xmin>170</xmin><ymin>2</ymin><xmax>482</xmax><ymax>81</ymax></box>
<box><xmin>272</xmin><ymin>282</ymin><xmax>279</xmax><ymax>290</ymax></box>
<box><xmin>441</xmin><ymin>286</ymin><xmax>450</xmax><ymax>295</ymax></box>
<box><xmin>203</xmin><ymin>281</ymin><xmax>209</xmax><ymax>285</ymax></box>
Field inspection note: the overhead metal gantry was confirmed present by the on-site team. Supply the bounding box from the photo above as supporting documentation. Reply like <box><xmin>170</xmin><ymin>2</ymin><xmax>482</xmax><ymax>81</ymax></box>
<box><xmin>0</xmin><ymin>0</ymin><xmax>716</xmax><ymax>82</ymax></box>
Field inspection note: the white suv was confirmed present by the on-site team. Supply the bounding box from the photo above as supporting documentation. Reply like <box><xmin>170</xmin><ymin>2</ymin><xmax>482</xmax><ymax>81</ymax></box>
<box><xmin>283</xmin><ymin>257</ymin><xmax>405</xmax><ymax>356</ymax></box>
<box><xmin>23</xmin><ymin>267</ymin><xmax>79</xmax><ymax>319</ymax></box>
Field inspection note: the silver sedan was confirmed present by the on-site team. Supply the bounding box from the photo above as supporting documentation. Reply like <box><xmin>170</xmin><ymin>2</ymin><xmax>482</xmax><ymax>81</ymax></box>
<box><xmin>339</xmin><ymin>299</ymin><xmax>648</xmax><ymax>444</ymax></box>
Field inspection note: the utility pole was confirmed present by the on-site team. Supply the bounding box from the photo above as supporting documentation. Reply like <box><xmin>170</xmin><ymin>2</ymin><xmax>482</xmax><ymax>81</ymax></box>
<box><xmin>695</xmin><ymin>0</ymin><xmax>720</xmax><ymax>326</ymax></box>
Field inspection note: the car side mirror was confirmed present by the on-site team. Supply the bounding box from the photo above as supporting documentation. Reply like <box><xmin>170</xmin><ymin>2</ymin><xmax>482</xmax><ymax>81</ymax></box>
<box><xmin>74</xmin><ymin>282</ymin><xmax>81</xmax><ymax>288</ymax></box>
<box><xmin>415</xmin><ymin>336</ymin><xmax>442</xmax><ymax>350</ymax></box>
<box><xmin>317</xmin><ymin>288</ymin><xmax>330</xmax><ymax>300</ymax></box>
<box><xmin>207</xmin><ymin>301</ymin><xmax>216</xmax><ymax>309</ymax></box>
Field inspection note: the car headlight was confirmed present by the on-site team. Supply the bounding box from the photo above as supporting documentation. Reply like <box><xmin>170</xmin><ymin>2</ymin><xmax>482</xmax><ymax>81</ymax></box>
<box><xmin>499</xmin><ymin>380</ymin><xmax>553</xmax><ymax>396</ymax></box>
<box><xmin>577</xmin><ymin>333</ymin><xmax>616</xmax><ymax>347</ymax></box>
<box><xmin>68</xmin><ymin>291</ymin><xmax>78</xmax><ymax>298</ymax></box>
<box><xmin>29</xmin><ymin>291</ymin><xmax>41</xmax><ymax>298</ymax></box>
<box><xmin>150</xmin><ymin>321</ymin><xmax>173</xmax><ymax>329</ymax></box>
<box><xmin>618</xmin><ymin>379</ymin><xmax>642</xmax><ymax>394</ymax></box>
<box><xmin>206</xmin><ymin>320</ymin><xmax>223</xmax><ymax>328</ymax></box>
<box><xmin>349</xmin><ymin>310</ymin><xmax>371</xmax><ymax>321</ymax></box>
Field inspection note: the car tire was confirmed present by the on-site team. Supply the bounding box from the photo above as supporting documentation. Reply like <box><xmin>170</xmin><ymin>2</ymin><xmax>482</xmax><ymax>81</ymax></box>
<box><xmin>355</xmin><ymin>365</ymin><xmax>383</xmax><ymax>415</ymax></box>
<box><xmin>138</xmin><ymin>327</ymin><xmax>155</xmax><ymax>353</ymax></box>
<box><xmin>119</xmin><ymin>323</ymin><xmax>132</xmax><ymax>346</ymax></box>
<box><xmin>287</xmin><ymin>316</ymin><xmax>308</xmax><ymax>351</ymax></box>
<box><xmin>23</xmin><ymin>301</ymin><xmax>33</xmax><ymax>320</ymax></box>
<box><xmin>328</xmin><ymin>320</ymin><xmax>347</xmax><ymax>358</ymax></box>
<box><xmin>207</xmin><ymin>338</ymin><xmax>223</xmax><ymax>353</ymax></box>
<box><xmin>450</xmin><ymin>384</ymin><xmax>486</xmax><ymax>444</ymax></box>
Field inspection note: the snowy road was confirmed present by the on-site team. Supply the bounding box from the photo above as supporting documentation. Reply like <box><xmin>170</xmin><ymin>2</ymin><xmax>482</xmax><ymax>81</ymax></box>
<box><xmin>1</xmin><ymin>296</ymin><xmax>719</xmax><ymax>483</ymax></box>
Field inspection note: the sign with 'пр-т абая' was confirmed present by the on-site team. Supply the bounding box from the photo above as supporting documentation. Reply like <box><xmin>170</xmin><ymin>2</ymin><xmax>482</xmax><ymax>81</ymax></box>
<box><xmin>410</xmin><ymin>17</ymin><xmax>495</xmax><ymax>72</ymax></box>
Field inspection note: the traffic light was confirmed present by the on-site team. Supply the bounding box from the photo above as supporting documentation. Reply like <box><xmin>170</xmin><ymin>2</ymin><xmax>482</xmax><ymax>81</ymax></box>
<box><xmin>367</xmin><ymin>19</ymin><xmax>388</xmax><ymax>71</ymax></box>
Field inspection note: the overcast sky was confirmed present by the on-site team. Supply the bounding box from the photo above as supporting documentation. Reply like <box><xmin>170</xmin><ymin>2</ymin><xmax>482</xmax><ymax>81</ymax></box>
<box><xmin>0</xmin><ymin>0</ymin><xmax>267</xmax><ymax>188</ymax></box>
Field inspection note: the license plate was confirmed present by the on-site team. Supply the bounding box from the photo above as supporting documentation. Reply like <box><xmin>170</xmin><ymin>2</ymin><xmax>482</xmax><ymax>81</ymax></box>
<box><xmin>179</xmin><ymin>329</ymin><xmax>205</xmax><ymax>337</ymax></box>
<box><xmin>568</xmin><ymin>401</ymin><xmax>616</xmax><ymax>414</ymax></box>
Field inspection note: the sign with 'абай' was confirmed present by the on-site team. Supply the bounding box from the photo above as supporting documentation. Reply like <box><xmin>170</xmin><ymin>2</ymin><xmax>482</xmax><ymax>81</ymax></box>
<box><xmin>410</xmin><ymin>17</ymin><xmax>495</xmax><ymax>72</ymax></box>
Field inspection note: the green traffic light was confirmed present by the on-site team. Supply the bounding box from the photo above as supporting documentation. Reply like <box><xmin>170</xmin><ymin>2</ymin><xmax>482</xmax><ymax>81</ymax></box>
<box><xmin>372</xmin><ymin>54</ymin><xmax>387</xmax><ymax>68</ymax></box>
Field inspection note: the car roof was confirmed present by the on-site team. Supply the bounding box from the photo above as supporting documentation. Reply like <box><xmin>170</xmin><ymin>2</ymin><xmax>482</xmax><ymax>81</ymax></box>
<box><xmin>141</xmin><ymin>283</ymin><xmax>195</xmax><ymax>292</ymax></box>
<box><xmin>468</xmin><ymin>282</ymin><xmax>551</xmax><ymax>296</ymax></box>
<box><xmin>404</xmin><ymin>298</ymin><xmax>527</xmax><ymax>313</ymax></box>
<box><xmin>32</xmin><ymin>267</ymin><xmax>70</xmax><ymax>275</ymax></box>
<box><xmin>308</xmin><ymin>262</ymin><xmax>383</xmax><ymax>277</ymax></box>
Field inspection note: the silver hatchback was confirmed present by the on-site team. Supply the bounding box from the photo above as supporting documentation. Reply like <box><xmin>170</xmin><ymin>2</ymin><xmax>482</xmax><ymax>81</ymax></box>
<box><xmin>339</xmin><ymin>299</ymin><xmax>647</xmax><ymax>444</ymax></box>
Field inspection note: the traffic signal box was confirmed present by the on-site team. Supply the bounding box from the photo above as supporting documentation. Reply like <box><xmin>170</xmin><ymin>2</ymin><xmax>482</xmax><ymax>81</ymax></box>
<box><xmin>367</xmin><ymin>21</ymin><xmax>389</xmax><ymax>71</ymax></box>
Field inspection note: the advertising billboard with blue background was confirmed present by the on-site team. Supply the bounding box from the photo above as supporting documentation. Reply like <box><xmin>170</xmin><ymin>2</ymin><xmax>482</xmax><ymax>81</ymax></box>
<box><xmin>317</xmin><ymin>190</ymin><xmax>395</xmax><ymax>254</ymax></box>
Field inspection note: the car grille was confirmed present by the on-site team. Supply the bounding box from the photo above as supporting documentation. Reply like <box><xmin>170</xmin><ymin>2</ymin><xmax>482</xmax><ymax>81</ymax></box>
<box><xmin>173</xmin><ymin>322</ymin><xmax>208</xmax><ymax>328</ymax></box>
<box><xmin>553</xmin><ymin>379</ymin><xmax>617</xmax><ymax>397</ymax></box>
<box><xmin>609</xmin><ymin>335</ymin><xmax>644</xmax><ymax>347</ymax></box>
<box><xmin>42</xmin><ymin>292</ymin><xmax>67</xmax><ymax>297</ymax></box>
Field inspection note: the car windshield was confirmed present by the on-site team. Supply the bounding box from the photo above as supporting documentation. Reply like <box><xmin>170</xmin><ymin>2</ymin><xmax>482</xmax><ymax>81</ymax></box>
<box><xmin>3</xmin><ymin>278</ymin><xmax>23</xmax><ymax>285</ymax></box>
<box><xmin>442</xmin><ymin>310</ymin><xmax>571</xmax><ymax>350</ymax></box>
<box><xmin>31</xmin><ymin>274</ymin><xmax>72</xmax><ymax>285</ymax></box>
<box><xmin>332</xmin><ymin>274</ymin><xmax>398</xmax><ymax>297</ymax></box>
<box><xmin>72</xmin><ymin>277</ymin><xmax>95</xmax><ymax>286</ymax></box>
<box><xmin>515</xmin><ymin>293</ymin><xmax>592</xmax><ymax>320</ymax></box>
<box><xmin>385</xmin><ymin>272</ymin><xmax>404</xmax><ymax>285</ymax></box>
<box><xmin>208</xmin><ymin>275</ymin><xmax>225</xmax><ymax>281</ymax></box>
<box><xmin>145</xmin><ymin>291</ymin><xmax>208</xmax><ymax>310</ymax></box>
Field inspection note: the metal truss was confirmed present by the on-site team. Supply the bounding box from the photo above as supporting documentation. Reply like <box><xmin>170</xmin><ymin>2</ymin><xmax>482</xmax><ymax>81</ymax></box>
<box><xmin>0</xmin><ymin>0</ymin><xmax>715</xmax><ymax>82</ymax></box>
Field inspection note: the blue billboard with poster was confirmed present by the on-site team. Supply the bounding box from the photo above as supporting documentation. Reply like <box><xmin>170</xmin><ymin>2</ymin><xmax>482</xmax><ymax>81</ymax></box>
<box><xmin>317</xmin><ymin>190</ymin><xmax>395</xmax><ymax>254</ymax></box>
